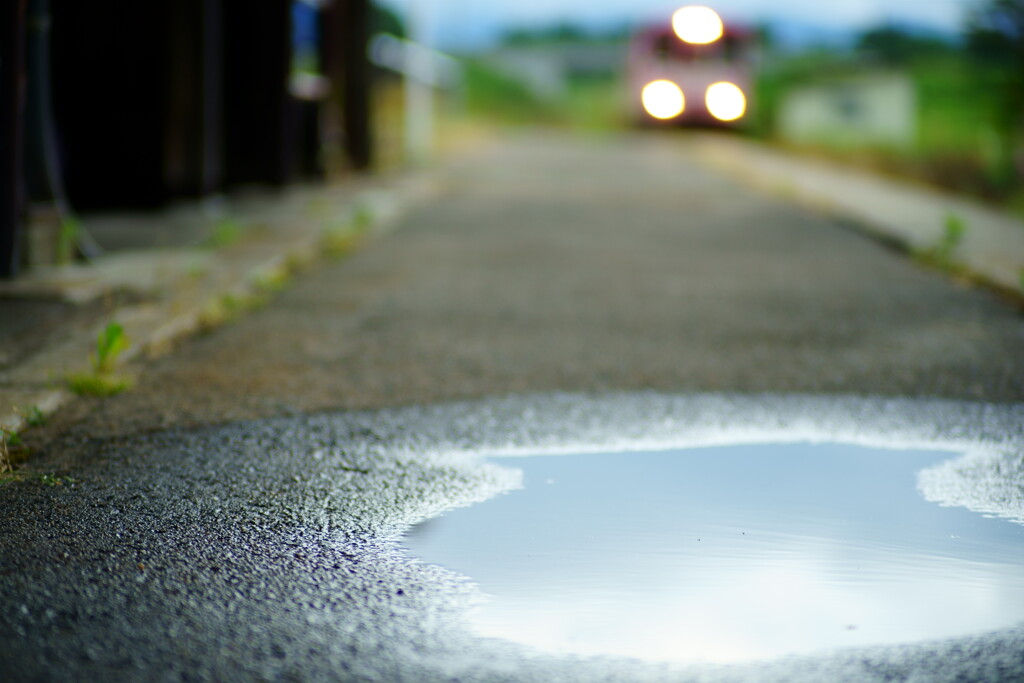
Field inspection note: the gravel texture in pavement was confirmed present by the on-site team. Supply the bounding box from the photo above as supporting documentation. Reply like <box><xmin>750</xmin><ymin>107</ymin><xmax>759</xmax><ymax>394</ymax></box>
<box><xmin>2</xmin><ymin>394</ymin><xmax>1024</xmax><ymax>681</ymax></box>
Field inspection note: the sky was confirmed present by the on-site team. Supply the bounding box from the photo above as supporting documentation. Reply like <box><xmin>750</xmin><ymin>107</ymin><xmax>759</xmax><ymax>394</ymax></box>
<box><xmin>379</xmin><ymin>0</ymin><xmax>981</xmax><ymax>50</ymax></box>
<box><xmin>402</xmin><ymin>445</ymin><xmax>1024</xmax><ymax>664</ymax></box>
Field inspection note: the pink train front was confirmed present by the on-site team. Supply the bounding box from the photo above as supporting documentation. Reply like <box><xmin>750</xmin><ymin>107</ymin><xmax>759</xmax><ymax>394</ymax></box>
<box><xmin>627</xmin><ymin>6</ymin><xmax>755</xmax><ymax>126</ymax></box>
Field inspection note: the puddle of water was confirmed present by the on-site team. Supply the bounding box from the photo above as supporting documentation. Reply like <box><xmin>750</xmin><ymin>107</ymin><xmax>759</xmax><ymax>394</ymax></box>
<box><xmin>402</xmin><ymin>443</ymin><xmax>1024</xmax><ymax>664</ymax></box>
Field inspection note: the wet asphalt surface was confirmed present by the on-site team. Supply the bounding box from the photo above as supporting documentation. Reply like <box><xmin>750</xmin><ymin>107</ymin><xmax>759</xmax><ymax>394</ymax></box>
<box><xmin>3</xmin><ymin>132</ymin><xmax>1024</xmax><ymax>681</ymax></box>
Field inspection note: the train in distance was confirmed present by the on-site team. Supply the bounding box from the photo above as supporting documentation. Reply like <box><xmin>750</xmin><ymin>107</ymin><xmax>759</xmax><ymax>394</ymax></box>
<box><xmin>627</xmin><ymin>6</ymin><xmax>756</xmax><ymax>127</ymax></box>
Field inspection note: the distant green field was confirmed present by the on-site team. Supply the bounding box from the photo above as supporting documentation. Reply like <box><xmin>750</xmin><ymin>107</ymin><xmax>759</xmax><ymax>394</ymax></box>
<box><xmin>914</xmin><ymin>56</ymin><xmax>1005</xmax><ymax>152</ymax></box>
<box><xmin>460</xmin><ymin>60</ymin><xmax>562</xmax><ymax>125</ymax></box>
<box><xmin>460</xmin><ymin>58</ymin><xmax>625</xmax><ymax>130</ymax></box>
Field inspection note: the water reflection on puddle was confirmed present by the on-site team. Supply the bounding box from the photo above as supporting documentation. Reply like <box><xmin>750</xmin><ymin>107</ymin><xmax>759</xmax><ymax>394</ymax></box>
<box><xmin>402</xmin><ymin>443</ymin><xmax>1024</xmax><ymax>663</ymax></box>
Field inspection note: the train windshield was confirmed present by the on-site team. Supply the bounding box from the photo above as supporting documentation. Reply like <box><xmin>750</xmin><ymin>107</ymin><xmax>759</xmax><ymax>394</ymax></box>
<box><xmin>638</xmin><ymin>27</ymin><xmax>749</xmax><ymax>64</ymax></box>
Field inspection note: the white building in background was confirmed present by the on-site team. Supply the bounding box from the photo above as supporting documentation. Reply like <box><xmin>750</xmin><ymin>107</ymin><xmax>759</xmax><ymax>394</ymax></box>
<box><xmin>777</xmin><ymin>72</ymin><xmax>917</xmax><ymax>148</ymax></box>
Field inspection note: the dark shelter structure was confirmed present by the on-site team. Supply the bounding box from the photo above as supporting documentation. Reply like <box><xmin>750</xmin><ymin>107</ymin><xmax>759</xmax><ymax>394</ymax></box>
<box><xmin>0</xmin><ymin>0</ymin><xmax>375</xmax><ymax>278</ymax></box>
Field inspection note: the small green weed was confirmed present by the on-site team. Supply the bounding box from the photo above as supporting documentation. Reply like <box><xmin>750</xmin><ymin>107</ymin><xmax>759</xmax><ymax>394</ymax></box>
<box><xmin>321</xmin><ymin>225</ymin><xmax>363</xmax><ymax>257</ymax></box>
<box><xmin>304</xmin><ymin>197</ymin><xmax>331</xmax><ymax>220</ymax></box>
<box><xmin>252</xmin><ymin>267</ymin><xmax>291</xmax><ymax>294</ymax></box>
<box><xmin>2</xmin><ymin>411</ymin><xmax>44</xmax><ymax>474</ymax></box>
<box><xmin>39</xmin><ymin>473</ymin><xmax>76</xmax><ymax>487</ymax></box>
<box><xmin>1</xmin><ymin>428</ymin><xmax>28</xmax><ymax>473</ymax></box>
<box><xmin>916</xmin><ymin>213</ymin><xmax>968</xmax><ymax>270</ymax></box>
<box><xmin>186</xmin><ymin>260</ymin><xmax>209</xmax><ymax>281</ymax></box>
<box><xmin>67</xmin><ymin>373</ymin><xmax>132</xmax><ymax>396</ymax></box>
<box><xmin>284</xmin><ymin>250</ymin><xmax>311</xmax><ymax>276</ymax></box>
<box><xmin>67</xmin><ymin>322</ymin><xmax>132</xmax><ymax>396</ymax></box>
<box><xmin>351</xmin><ymin>205</ymin><xmax>375</xmax><ymax>231</ymax></box>
<box><xmin>1</xmin><ymin>432</ymin><xmax>12</xmax><ymax>473</ymax></box>
<box><xmin>2</xmin><ymin>429</ymin><xmax>23</xmax><ymax>448</ymax></box>
<box><xmin>203</xmin><ymin>218</ymin><xmax>244</xmax><ymax>249</ymax></box>
<box><xmin>939</xmin><ymin>213</ymin><xmax>966</xmax><ymax>258</ymax></box>
<box><xmin>198</xmin><ymin>291</ymin><xmax>267</xmax><ymax>331</ymax></box>
<box><xmin>1</xmin><ymin>471</ymin><xmax>77</xmax><ymax>486</ymax></box>
<box><xmin>93</xmin><ymin>322</ymin><xmax>128</xmax><ymax>374</ymax></box>
<box><xmin>56</xmin><ymin>217</ymin><xmax>81</xmax><ymax>265</ymax></box>
<box><xmin>23</xmin><ymin>405</ymin><xmax>47</xmax><ymax>427</ymax></box>
<box><xmin>322</xmin><ymin>207</ymin><xmax>374</xmax><ymax>257</ymax></box>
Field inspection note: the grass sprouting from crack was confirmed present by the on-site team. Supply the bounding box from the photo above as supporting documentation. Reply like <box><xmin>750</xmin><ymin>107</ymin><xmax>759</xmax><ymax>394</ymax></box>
<box><xmin>67</xmin><ymin>322</ymin><xmax>133</xmax><ymax>396</ymax></box>
<box><xmin>915</xmin><ymin>212</ymin><xmax>968</xmax><ymax>272</ymax></box>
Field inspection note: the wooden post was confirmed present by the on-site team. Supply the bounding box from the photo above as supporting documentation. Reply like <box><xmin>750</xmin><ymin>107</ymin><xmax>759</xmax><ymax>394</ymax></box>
<box><xmin>1</xmin><ymin>0</ymin><xmax>27</xmax><ymax>277</ymax></box>
<box><xmin>323</xmin><ymin>0</ymin><xmax>373</xmax><ymax>171</ymax></box>
<box><xmin>163</xmin><ymin>0</ymin><xmax>225</xmax><ymax>198</ymax></box>
<box><xmin>223</xmin><ymin>0</ymin><xmax>293</xmax><ymax>187</ymax></box>
<box><xmin>50</xmin><ymin>0</ymin><xmax>167</xmax><ymax>208</ymax></box>
<box><xmin>50</xmin><ymin>0</ymin><xmax>225</xmax><ymax>208</ymax></box>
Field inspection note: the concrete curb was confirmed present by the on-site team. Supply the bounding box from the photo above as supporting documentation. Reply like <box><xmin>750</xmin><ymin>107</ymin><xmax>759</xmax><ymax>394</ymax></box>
<box><xmin>690</xmin><ymin>134</ymin><xmax>1024</xmax><ymax>296</ymax></box>
<box><xmin>0</xmin><ymin>174</ymin><xmax>438</xmax><ymax>435</ymax></box>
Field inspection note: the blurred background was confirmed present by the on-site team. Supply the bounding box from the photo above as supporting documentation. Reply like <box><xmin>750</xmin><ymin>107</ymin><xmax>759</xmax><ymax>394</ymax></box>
<box><xmin>2</xmin><ymin>0</ymin><xmax>1022</xmax><ymax>277</ymax></box>
<box><xmin>397</xmin><ymin>0</ymin><xmax>1022</xmax><ymax>210</ymax></box>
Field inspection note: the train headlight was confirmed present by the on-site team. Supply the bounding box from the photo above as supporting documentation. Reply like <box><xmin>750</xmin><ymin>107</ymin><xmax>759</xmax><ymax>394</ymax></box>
<box><xmin>672</xmin><ymin>6</ymin><xmax>724</xmax><ymax>45</ymax></box>
<box><xmin>641</xmin><ymin>80</ymin><xmax>685</xmax><ymax>120</ymax></box>
<box><xmin>705</xmin><ymin>82</ymin><xmax>746</xmax><ymax>121</ymax></box>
